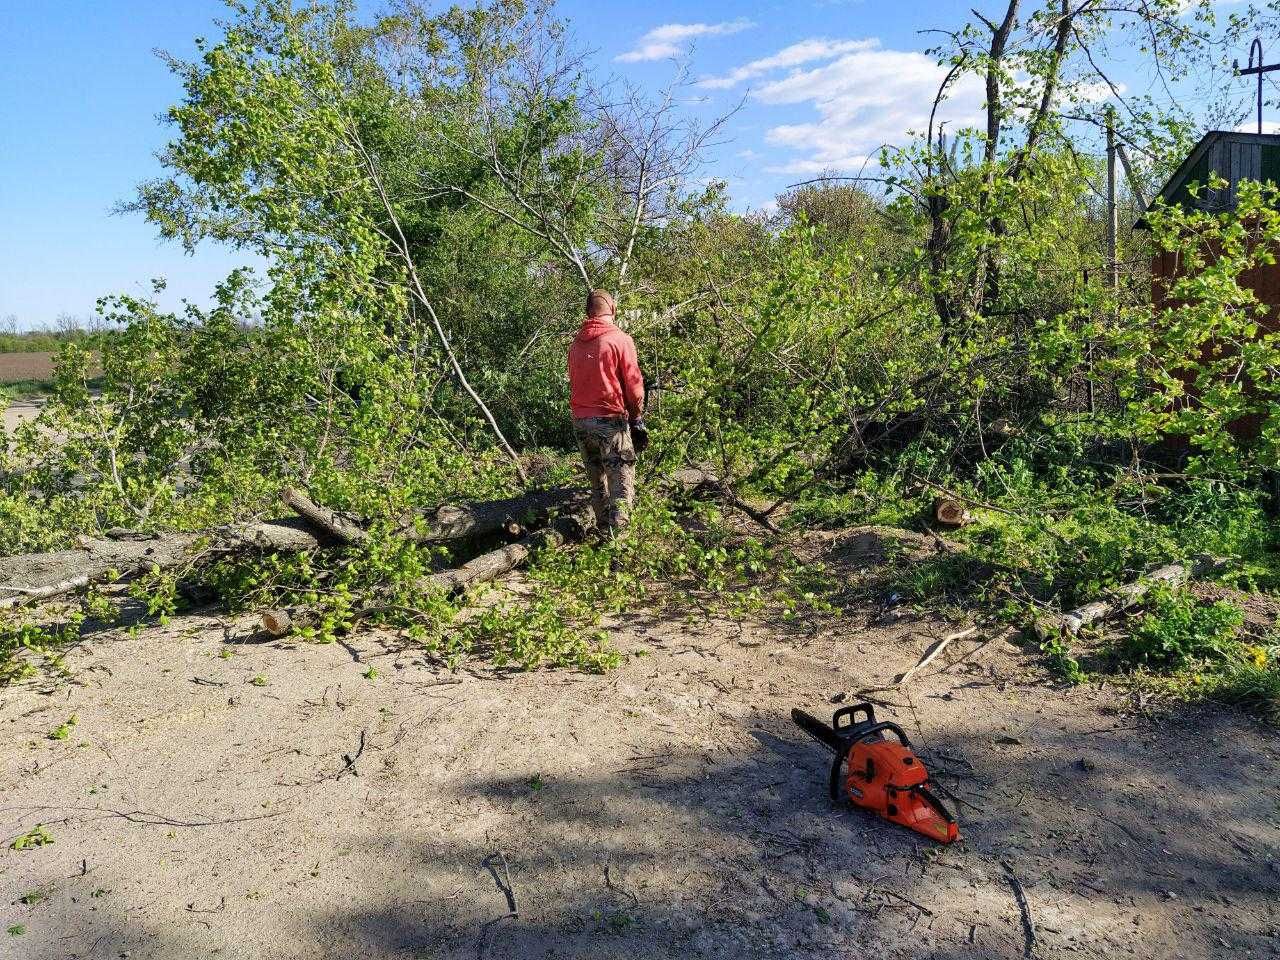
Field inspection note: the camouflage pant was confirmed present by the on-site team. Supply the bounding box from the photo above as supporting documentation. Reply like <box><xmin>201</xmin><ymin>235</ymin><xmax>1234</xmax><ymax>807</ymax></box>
<box><xmin>573</xmin><ymin>417</ymin><xmax>636</xmax><ymax>532</ymax></box>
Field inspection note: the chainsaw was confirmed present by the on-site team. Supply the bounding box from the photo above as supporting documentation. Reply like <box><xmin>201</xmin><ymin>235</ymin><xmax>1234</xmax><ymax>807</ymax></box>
<box><xmin>791</xmin><ymin>702</ymin><xmax>959</xmax><ymax>844</ymax></box>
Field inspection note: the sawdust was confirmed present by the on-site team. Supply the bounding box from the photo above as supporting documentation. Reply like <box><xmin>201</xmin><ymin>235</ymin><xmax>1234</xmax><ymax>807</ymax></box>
<box><xmin>1</xmin><ymin>541</ymin><xmax>1278</xmax><ymax>959</ymax></box>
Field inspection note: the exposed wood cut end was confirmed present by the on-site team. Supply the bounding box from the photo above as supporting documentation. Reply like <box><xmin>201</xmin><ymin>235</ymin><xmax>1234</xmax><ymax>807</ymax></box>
<box><xmin>933</xmin><ymin>497</ymin><xmax>971</xmax><ymax>527</ymax></box>
<box><xmin>261</xmin><ymin>609</ymin><xmax>293</xmax><ymax>637</ymax></box>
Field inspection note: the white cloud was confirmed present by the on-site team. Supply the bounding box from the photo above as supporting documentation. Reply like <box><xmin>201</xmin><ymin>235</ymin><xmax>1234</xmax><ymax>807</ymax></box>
<box><xmin>615</xmin><ymin>20</ymin><xmax>754</xmax><ymax>64</ymax></box>
<box><xmin>698</xmin><ymin>38</ymin><xmax>878</xmax><ymax>90</ymax></box>
<box><xmin>1235</xmin><ymin>120</ymin><xmax>1280</xmax><ymax>134</ymax></box>
<box><xmin>1072</xmin><ymin>79</ymin><xmax>1127</xmax><ymax>103</ymax></box>
<box><xmin>750</xmin><ymin>44</ymin><xmax>987</xmax><ymax>175</ymax></box>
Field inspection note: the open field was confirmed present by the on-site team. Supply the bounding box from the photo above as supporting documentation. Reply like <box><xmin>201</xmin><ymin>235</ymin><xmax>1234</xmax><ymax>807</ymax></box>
<box><xmin>0</xmin><ymin>353</ymin><xmax>56</xmax><ymax>385</ymax></box>
<box><xmin>1</xmin><ymin>533</ymin><xmax>1277</xmax><ymax>960</ymax></box>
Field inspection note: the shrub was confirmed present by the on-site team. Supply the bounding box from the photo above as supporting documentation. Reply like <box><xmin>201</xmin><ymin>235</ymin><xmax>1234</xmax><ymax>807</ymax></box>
<box><xmin>1115</xmin><ymin>587</ymin><xmax>1244</xmax><ymax>670</ymax></box>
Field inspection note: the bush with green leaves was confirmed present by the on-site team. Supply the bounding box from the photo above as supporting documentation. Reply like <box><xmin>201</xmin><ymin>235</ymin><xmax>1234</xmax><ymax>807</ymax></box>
<box><xmin>1116</xmin><ymin>587</ymin><xmax>1244</xmax><ymax>670</ymax></box>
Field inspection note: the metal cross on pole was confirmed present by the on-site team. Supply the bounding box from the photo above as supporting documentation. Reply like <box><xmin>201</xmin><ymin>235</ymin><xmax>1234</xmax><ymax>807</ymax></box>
<box><xmin>1234</xmin><ymin>38</ymin><xmax>1280</xmax><ymax>135</ymax></box>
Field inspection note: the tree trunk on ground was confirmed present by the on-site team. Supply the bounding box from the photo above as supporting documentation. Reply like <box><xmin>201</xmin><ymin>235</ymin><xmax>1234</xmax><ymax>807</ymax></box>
<box><xmin>417</xmin><ymin>504</ymin><xmax>598</xmax><ymax>595</ymax></box>
<box><xmin>0</xmin><ymin>471</ymin><xmax>727</xmax><ymax>610</ymax></box>
<box><xmin>1038</xmin><ymin>556</ymin><xmax>1226</xmax><ymax>639</ymax></box>
<box><xmin>0</xmin><ymin>519</ymin><xmax>327</xmax><ymax>609</ymax></box>
<box><xmin>402</xmin><ymin>488</ymin><xmax>588</xmax><ymax>543</ymax></box>
<box><xmin>283</xmin><ymin>488</ymin><xmax>369</xmax><ymax>544</ymax></box>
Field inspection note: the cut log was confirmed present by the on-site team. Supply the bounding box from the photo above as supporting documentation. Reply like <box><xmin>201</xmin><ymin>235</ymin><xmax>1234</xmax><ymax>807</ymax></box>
<box><xmin>261</xmin><ymin>609</ymin><xmax>292</xmax><ymax>637</ymax></box>
<box><xmin>1043</xmin><ymin>556</ymin><xmax>1226</xmax><ymax>638</ymax></box>
<box><xmin>418</xmin><ymin>505</ymin><xmax>597</xmax><ymax>595</ymax></box>
<box><xmin>933</xmin><ymin>497</ymin><xmax>971</xmax><ymax>528</ymax></box>
<box><xmin>282</xmin><ymin>488</ymin><xmax>368</xmax><ymax>544</ymax></box>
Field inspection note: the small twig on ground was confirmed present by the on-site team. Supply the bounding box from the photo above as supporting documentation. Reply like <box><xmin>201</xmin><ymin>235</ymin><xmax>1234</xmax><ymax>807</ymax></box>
<box><xmin>326</xmin><ymin>729</ymin><xmax>368</xmax><ymax>781</ymax></box>
<box><xmin>484</xmin><ymin>851</ymin><xmax>519</xmax><ymax>916</ymax></box>
<box><xmin>335</xmin><ymin>638</ymin><xmax>364</xmax><ymax>664</ymax></box>
<box><xmin>893</xmin><ymin>626</ymin><xmax>979</xmax><ymax>685</ymax></box>
<box><xmin>1004</xmin><ymin>862</ymin><xmax>1037</xmax><ymax>958</ymax></box>
<box><xmin>864</xmin><ymin>877</ymin><xmax>934</xmax><ymax>916</ymax></box>
<box><xmin>603</xmin><ymin>851</ymin><xmax>639</xmax><ymax>906</ymax></box>
<box><xmin>186</xmin><ymin>896</ymin><xmax>227</xmax><ymax>914</ymax></box>
<box><xmin>0</xmin><ymin>805</ymin><xmax>282</xmax><ymax>828</ymax></box>
<box><xmin>851</xmin><ymin>689</ymin><xmax>911</xmax><ymax>710</ymax></box>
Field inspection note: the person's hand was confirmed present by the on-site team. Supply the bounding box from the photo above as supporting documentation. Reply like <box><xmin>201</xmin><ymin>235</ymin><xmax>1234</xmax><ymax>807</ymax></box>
<box><xmin>630</xmin><ymin>418</ymin><xmax>650</xmax><ymax>453</ymax></box>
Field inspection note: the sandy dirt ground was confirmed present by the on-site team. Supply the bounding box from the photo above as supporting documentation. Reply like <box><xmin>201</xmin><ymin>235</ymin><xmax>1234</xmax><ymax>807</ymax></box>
<box><xmin>2</xmin><ymin>535</ymin><xmax>1279</xmax><ymax>959</ymax></box>
<box><xmin>2</xmin><ymin>399</ymin><xmax>44</xmax><ymax>435</ymax></box>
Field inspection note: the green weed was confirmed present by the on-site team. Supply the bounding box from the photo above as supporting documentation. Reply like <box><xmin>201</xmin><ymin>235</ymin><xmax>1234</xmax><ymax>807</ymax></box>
<box><xmin>10</xmin><ymin>825</ymin><xmax>54</xmax><ymax>851</ymax></box>
<box><xmin>47</xmin><ymin>714</ymin><xmax>78</xmax><ymax>740</ymax></box>
<box><xmin>1114</xmin><ymin>588</ymin><xmax>1244</xmax><ymax>671</ymax></box>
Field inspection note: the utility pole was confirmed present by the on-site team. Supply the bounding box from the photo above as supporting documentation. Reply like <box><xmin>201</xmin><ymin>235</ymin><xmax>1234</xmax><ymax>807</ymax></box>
<box><xmin>1106</xmin><ymin>109</ymin><xmax>1119</xmax><ymax>297</ymax></box>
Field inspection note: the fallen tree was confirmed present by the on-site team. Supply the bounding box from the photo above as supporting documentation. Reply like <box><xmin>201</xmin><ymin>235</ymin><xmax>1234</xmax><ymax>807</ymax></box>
<box><xmin>0</xmin><ymin>486</ymin><xmax>592</xmax><ymax>610</ymax></box>
<box><xmin>416</xmin><ymin>503</ymin><xmax>597</xmax><ymax>594</ymax></box>
<box><xmin>0</xmin><ymin>519</ymin><xmax>325</xmax><ymax>610</ymax></box>
<box><xmin>0</xmin><ymin>468</ymin><xmax>729</xmax><ymax>610</ymax></box>
<box><xmin>1035</xmin><ymin>555</ymin><xmax>1227</xmax><ymax>639</ymax></box>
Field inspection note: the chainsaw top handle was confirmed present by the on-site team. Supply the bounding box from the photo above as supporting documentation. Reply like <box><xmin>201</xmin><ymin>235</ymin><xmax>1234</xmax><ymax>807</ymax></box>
<box><xmin>832</xmin><ymin>704</ymin><xmax>912</xmax><ymax>748</ymax></box>
<box><xmin>847</xmin><ymin>720</ymin><xmax>912</xmax><ymax>748</ymax></box>
<box><xmin>832</xmin><ymin>703</ymin><xmax>875</xmax><ymax>733</ymax></box>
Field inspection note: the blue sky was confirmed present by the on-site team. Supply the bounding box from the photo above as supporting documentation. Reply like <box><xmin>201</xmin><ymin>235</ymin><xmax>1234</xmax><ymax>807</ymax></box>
<box><xmin>0</xmin><ymin>0</ymin><xmax>1250</xmax><ymax>327</ymax></box>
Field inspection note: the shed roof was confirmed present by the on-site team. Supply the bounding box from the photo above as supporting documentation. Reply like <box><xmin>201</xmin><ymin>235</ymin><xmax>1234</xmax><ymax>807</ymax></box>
<box><xmin>1144</xmin><ymin>130</ymin><xmax>1280</xmax><ymax>220</ymax></box>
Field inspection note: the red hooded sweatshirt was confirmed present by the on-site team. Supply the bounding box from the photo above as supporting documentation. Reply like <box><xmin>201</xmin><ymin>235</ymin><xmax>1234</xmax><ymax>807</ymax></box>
<box><xmin>568</xmin><ymin>315</ymin><xmax>644</xmax><ymax>421</ymax></box>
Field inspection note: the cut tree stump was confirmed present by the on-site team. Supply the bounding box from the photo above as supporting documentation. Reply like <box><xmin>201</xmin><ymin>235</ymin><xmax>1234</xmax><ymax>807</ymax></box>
<box><xmin>933</xmin><ymin>497</ymin><xmax>971</xmax><ymax>527</ymax></box>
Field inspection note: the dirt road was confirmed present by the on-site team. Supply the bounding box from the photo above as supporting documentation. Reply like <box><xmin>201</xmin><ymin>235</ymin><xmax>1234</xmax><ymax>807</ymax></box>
<box><xmin>1</xmin><ymin>560</ymin><xmax>1278</xmax><ymax>959</ymax></box>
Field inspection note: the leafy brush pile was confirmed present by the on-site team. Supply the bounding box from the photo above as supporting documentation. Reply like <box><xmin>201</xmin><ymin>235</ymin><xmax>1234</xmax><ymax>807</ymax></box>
<box><xmin>0</xmin><ymin>494</ymin><xmax>837</xmax><ymax>682</ymax></box>
<box><xmin>1117</xmin><ymin>587</ymin><xmax>1279</xmax><ymax>723</ymax></box>
<box><xmin>4</xmin><ymin>0</ymin><xmax>1280</xmax><ymax>727</ymax></box>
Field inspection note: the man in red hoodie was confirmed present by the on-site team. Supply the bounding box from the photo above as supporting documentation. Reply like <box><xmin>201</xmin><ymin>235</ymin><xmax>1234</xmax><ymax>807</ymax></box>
<box><xmin>568</xmin><ymin>289</ymin><xmax>647</xmax><ymax>533</ymax></box>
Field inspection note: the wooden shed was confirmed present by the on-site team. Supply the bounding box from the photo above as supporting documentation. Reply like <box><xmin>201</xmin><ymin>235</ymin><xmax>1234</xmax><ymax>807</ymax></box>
<box><xmin>1147</xmin><ymin>130</ymin><xmax>1280</xmax><ymax>215</ymax></box>
<box><xmin>1145</xmin><ymin>129</ymin><xmax>1280</xmax><ymax>312</ymax></box>
<box><xmin>1143</xmin><ymin>130</ymin><xmax>1280</xmax><ymax>441</ymax></box>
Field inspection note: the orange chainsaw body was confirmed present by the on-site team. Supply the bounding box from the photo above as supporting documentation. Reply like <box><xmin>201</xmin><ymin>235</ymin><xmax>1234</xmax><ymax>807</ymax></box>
<box><xmin>792</xmin><ymin>703</ymin><xmax>959</xmax><ymax>845</ymax></box>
